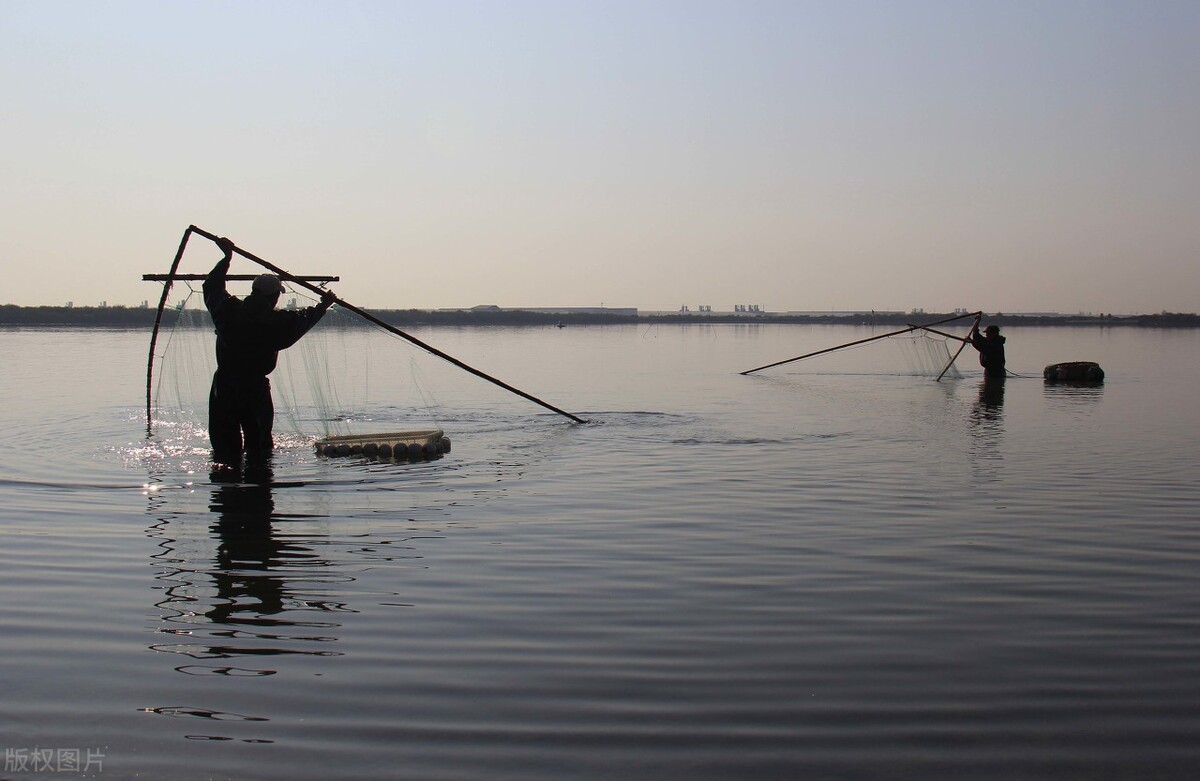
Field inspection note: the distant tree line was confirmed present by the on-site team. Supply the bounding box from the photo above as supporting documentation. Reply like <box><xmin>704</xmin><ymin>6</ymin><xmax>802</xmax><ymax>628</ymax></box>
<box><xmin>2</xmin><ymin>304</ymin><xmax>1198</xmax><ymax>328</ymax></box>
<box><xmin>0</xmin><ymin>304</ymin><xmax>164</xmax><ymax>326</ymax></box>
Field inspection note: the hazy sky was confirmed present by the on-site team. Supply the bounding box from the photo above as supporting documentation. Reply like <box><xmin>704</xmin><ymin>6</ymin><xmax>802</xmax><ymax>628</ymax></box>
<box><xmin>3</xmin><ymin>0</ymin><xmax>1197</xmax><ymax>313</ymax></box>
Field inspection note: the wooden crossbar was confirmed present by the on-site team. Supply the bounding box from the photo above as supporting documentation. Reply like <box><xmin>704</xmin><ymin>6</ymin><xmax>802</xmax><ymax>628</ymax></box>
<box><xmin>143</xmin><ymin>274</ymin><xmax>339</xmax><ymax>282</ymax></box>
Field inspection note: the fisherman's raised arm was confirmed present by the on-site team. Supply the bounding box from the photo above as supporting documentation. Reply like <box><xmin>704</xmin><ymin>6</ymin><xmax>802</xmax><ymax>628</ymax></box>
<box><xmin>274</xmin><ymin>289</ymin><xmax>336</xmax><ymax>350</ymax></box>
<box><xmin>203</xmin><ymin>237</ymin><xmax>236</xmax><ymax>312</ymax></box>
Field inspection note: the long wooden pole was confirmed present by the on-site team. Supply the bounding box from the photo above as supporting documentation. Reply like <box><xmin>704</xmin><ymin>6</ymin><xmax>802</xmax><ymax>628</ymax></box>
<box><xmin>935</xmin><ymin>312</ymin><xmax>981</xmax><ymax>382</ymax></box>
<box><xmin>907</xmin><ymin>324</ymin><xmax>970</xmax><ymax>343</ymax></box>
<box><xmin>739</xmin><ymin>312</ymin><xmax>981</xmax><ymax>375</ymax></box>
<box><xmin>187</xmin><ymin>225</ymin><xmax>588</xmax><ymax>424</ymax></box>
<box><xmin>146</xmin><ymin>227</ymin><xmax>195</xmax><ymax>436</ymax></box>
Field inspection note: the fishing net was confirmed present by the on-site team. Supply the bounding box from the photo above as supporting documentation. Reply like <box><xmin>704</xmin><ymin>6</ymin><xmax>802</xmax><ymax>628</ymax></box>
<box><xmin>740</xmin><ymin>312</ymin><xmax>981</xmax><ymax>379</ymax></box>
<box><xmin>148</xmin><ymin>277</ymin><xmax>442</xmax><ymax>455</ymax></box>
<box><xmin>893</xmin><ymin>330</ymin><xmax>963</xmax><ymax>379</ymax></box>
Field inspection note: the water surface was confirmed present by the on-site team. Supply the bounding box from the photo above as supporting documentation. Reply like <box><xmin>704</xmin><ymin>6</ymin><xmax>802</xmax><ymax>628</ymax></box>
<box><xmin>2</xmin><ymin>324</ymin><xmax>1199</xmax><ymax>780</ymax></box>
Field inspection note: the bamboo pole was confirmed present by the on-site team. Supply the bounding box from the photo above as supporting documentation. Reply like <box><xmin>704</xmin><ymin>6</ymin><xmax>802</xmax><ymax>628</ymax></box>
<box><xmin>935</xmin><ymin>312</ymin><xmax>981</xmax><ymax>382</ymax></box>
<box><xmin>145</xmin><ymin>227</ymin><xmax>195</xmax><ymax>435</ymax></box>
<box><xmin>739</xmin><ymin>312</ymin><xmax>980</xmax><ymax>375</ymax></box>
<box><xmin>907</xmin><ymin>324</ymin><xmax>970</xmax><ymax>343</ymax></box>
<box><xmin>186</xmin><ymin>226</ymin><xmax>588</xmax><ymax>424</ymax></box>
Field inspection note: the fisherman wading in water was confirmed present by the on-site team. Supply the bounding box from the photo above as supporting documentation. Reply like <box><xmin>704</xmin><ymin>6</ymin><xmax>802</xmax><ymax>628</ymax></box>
<box><xmin>204</xmin><ymin>237</ymin><xmax>334</xmax><ymax>465</ymax></box>
<box><xmin>969</xmin><ymin>323</ymin><xmax>1007</xmax><ymax>380</ymax></box>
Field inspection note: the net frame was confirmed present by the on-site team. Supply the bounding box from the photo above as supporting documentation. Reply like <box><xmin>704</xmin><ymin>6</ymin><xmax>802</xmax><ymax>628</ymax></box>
<box><xmin>147</xmin><ymin>278</ymin><xmax>442</xmax><ymax>454</ymax></box>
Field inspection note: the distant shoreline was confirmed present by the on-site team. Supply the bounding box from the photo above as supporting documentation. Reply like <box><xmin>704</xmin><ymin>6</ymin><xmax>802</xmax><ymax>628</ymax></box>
<box><xmin>2</xmin><ymin>304</ymin><xmax>1198</xmax><ymax>329</ymax></box>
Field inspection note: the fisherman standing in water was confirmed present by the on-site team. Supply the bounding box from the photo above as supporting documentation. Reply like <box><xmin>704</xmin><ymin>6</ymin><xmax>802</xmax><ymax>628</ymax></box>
<box><xmin>204</xmin><ymin>237</ymin><xmax>334</xmax><ymax>465</ymax></box>
<box><xmin>969</xmin><ymin>323</ymin><xmax>1007</xmax><ymax>379</ymax></box>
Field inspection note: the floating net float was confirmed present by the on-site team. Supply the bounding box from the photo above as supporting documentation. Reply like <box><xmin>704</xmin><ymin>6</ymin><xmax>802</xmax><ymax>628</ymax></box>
<box><xmin>316</xmin><ymin>429</ymin><xmax>451</xmax><ymax>460</ymax></box>
<box><xmin>1043</xmin><ymin>362</ymin><xmax>1105</xmax><ymax>383</ymax></box>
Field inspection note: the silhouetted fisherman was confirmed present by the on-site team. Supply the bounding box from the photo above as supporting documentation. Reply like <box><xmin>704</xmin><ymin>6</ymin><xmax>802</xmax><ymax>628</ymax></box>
<box><xmin>969</xmin><ymin>323</ymin><xmax>1007</xmax><ymax>379</ymax></box>
<box><xmin>203</xmin><ymin>237</ymin><xmax>333</xmax><ymax>464</ymax></box>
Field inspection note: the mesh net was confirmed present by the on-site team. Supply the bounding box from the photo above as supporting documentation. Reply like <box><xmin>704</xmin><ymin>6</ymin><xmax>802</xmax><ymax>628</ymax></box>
<box><xmin>148</xmin><ymin>277</ymin><xmax>439</xmax><ymax>455</ymax></box>
<box><xmin>892</xmin><ymin>331</ymin><xmax>963</xmax><ymax>379</ymax></box>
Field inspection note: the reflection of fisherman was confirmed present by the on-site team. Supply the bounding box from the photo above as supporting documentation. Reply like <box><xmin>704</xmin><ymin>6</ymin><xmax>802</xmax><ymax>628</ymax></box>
<box><xmin>204</xmin><ymin>464</ymin><xmax>340</xmax><ymax>664</ymax></box>
<box><xmin>977</xmin><ymin>376</ymin><xmax>1005</xmax><ymax>413</ymax></box>
<box><xmin>969</xmin><ymin>324</ymin><xmax>1007</xmax><ymax>379</ymax></box>
<box><xmin>203</xmin><ymin>237</ymin><xmax>334</xmax><ymax>464</ymax></box>
<box><xmin>208</xmin><ymin>463</ymin><xmax>286</xmax><ymax>627</ymax></box>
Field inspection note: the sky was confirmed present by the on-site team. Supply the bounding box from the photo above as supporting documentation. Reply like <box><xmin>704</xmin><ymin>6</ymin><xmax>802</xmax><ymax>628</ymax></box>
<box><xmin>2</xmin><ymin>0</ymin><xmax>1197</xmax><ymax>314</ymax></box>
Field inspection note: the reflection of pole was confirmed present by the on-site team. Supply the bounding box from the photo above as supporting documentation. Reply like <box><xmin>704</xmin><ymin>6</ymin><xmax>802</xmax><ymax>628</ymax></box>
<box><xmin>739</xmin><ymin>312</ymin><xmax>980</xmax><ymax>375</ymax></box>
<box><xmin>187</xmin><ymin>225</ymin><xmax>588</xmax><ymax>425</ymax></box>
<box><xmin>935</xmin><ymin>312</ymin><xmax>981</xmax><ymax>382</ymax></box>
<box><xmin>146</xmin><ymin>227</ymin><xmax>195</xmax><ymax>437</ymax></box>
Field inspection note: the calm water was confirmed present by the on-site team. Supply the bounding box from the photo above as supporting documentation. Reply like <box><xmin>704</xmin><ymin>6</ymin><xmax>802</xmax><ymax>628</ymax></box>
<box><xmin>2</xmin><ymin>323</ymin><xmax>1199</xmax><ymax>780</ymax></box>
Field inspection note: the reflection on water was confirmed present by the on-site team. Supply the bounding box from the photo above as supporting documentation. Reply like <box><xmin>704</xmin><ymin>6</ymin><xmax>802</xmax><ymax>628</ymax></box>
<box><xmin>968</xmin><ymin>378</ymin><xmax>1005</xmax><ymax>473</ymax></box>
<box><xmin>144</xmin><ymin>460</ymin><xmax>346</xmax><ymax>741</ymax></box>
<box><xmin>205</xmin><ymin>462</ymin><xmax>348</xmax><ymax>636</ymax></box>
<box><xmin>1043</xmin><ymin>379</ymin><xmax>1105</xmax><ymax>411</ymax></box>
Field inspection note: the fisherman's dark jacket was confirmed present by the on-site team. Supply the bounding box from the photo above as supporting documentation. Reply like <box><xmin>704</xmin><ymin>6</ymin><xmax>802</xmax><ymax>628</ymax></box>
<box><xmin>203</xmin><ymin>263</ymin><xmax>330</xmax><ymax>381</ymax></box>
<box><xmin>970</xmin><ymin>332</ymin><xmax>1007</xmax><ymax>378</ymax></box>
